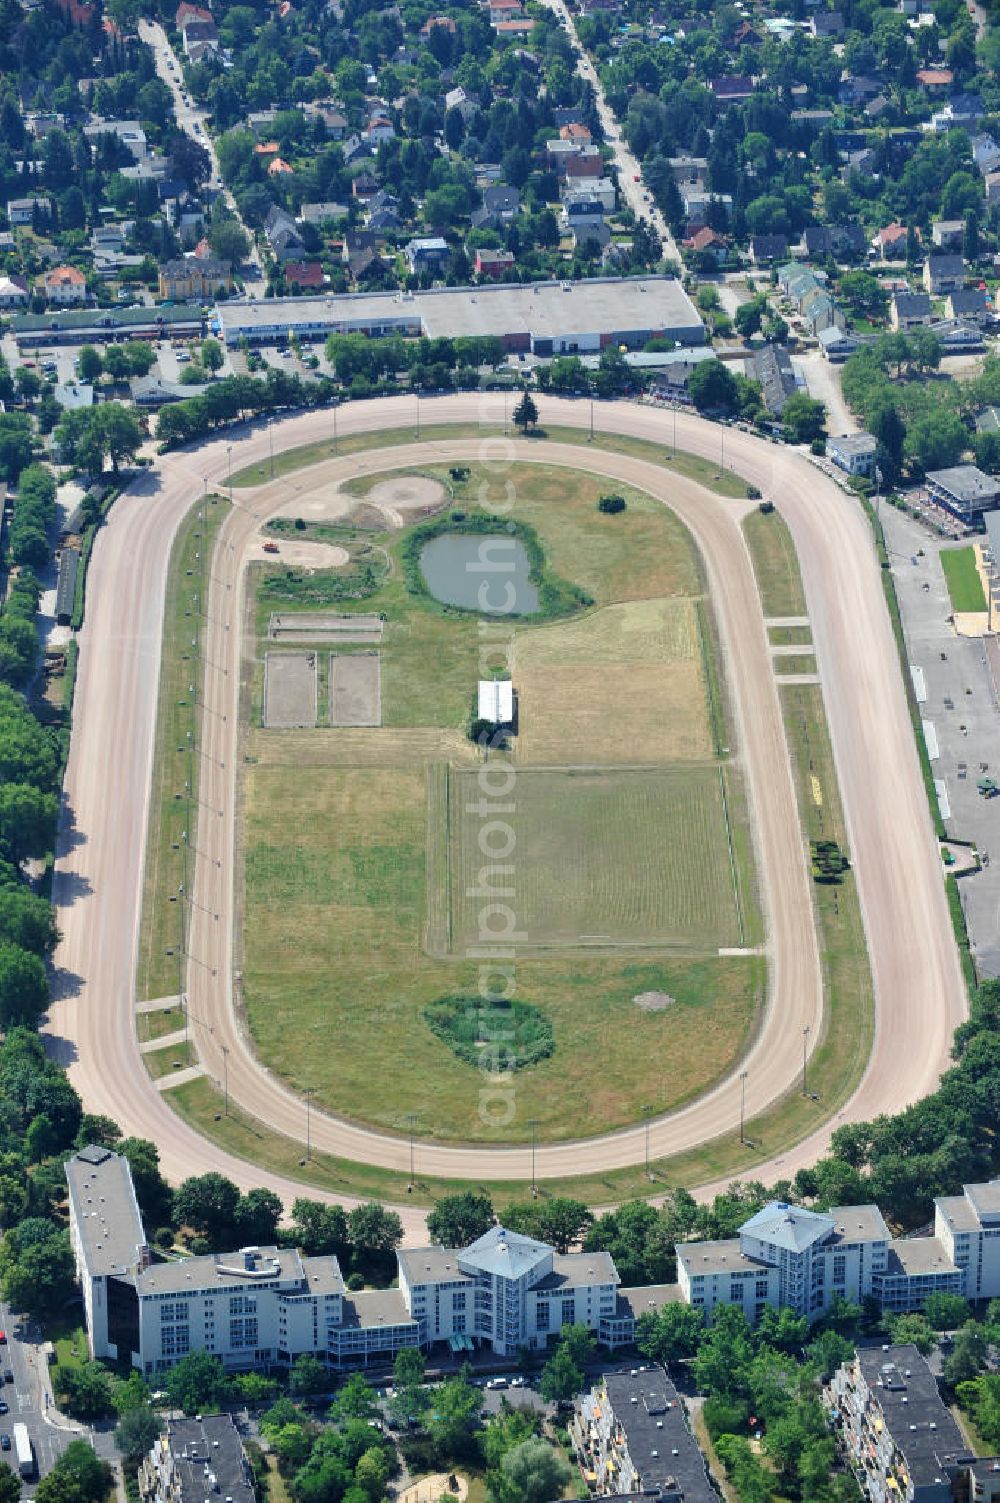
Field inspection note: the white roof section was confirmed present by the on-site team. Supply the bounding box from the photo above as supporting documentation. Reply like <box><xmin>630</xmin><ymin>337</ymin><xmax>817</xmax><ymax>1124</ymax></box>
<box><xmin>459</xmin><ymin>1225</ymin><xmax>551</xmax><ymax>1280</ymax></box>
<box><xmin>65</xmin><ymin>1146</ymin><xmax>148</xmax><ymax>1278</ymax></box>
<box><xmin>740</xmin><ymin>1200</ymin><xmax>835</xmax><ymax>1252</ymax></box>
<box><xmin>478</xmin><ymin>679</ymin><xmax>513</xmax><ymax>723</ymax></box>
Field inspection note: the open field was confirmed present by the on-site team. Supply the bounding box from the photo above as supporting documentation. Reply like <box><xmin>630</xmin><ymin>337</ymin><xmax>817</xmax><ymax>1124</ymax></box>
<box><xmin>330</xmin><ymin>652</ymin><xmax>381</xmax><ymax>726</ymax></box>
<box><xmin>446</xmin><ymin>764</ymin><xmax>744</xmax><ymax>951</ymax></box>
<box><xmin>263</xmin><ymin>652</ymin><xmax>318</xmax><ymax>728</ymax></box>
<box><xmin>743</xmin><ymin>510</ymin><xmax>808</xmax><ymax>618</ymax></box>
<box><xmin>239</xmin><ymin>458</ymin><xmax>763</xmax><ymax>1144</ymax></box>
<box><xmin>136</xmin><ymin>494</ymin><xmax>230</xmax><ymax>1003</ymax></box>
<box><xmin>941</xmin><ymin>545</ymin><xmax>987</xmax><ymax>613</ymax></box>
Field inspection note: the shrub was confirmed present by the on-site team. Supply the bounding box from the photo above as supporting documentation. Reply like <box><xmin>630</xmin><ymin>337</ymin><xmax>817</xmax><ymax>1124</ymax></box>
<box><xmin>597</xmin><ymin>494</ymin><xmax>626</xmax><ymax>514</ymax></box>
<box><xmin>423</xmin><ymin>995</ymin><xmax>555</xmax><ymax>1071</ymax></box>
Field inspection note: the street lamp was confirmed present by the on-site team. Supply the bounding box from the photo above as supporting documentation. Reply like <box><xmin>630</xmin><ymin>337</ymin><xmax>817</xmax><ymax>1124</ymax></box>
<box><xmin>227</xmin><ymin>443</ymin><xmax>234</xmax><ymax>505</ymax></box>
<box><xmin>802</xmin><ymin>1025</ymin><xmax>810</xmax><ymax>1096</ymax></box>
<box><xmin>528</xmin><ymin>1118</ymin><xmax>539</xmax><ymax>1198</ymax></box>
<box><xmin>304</xmin><ymin>1086</ymin><xmax>314</xmax><ymax>1161</ymax></box>
<box><xmin>221</xmin><ymin>1044</ymin><xmax>230</xmax><ymax>1115</ymax></box>
<box><xmin>641</xmin><ymin>1104</ymin><xmax>653</xmax><ymax>1179</ymax></box>
<box><xmin>739</xmin><ymin>1070</ymin><xmax>748</xmax><ymax>1145</ymax></box>
<box><xmin>403</xmin><ymin>1112</ymin><xmax>418</xmax><ymax>1191</ymax></box>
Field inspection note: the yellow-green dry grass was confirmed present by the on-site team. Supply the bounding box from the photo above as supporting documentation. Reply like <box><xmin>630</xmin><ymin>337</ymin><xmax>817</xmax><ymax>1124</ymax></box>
<box><xmin>773</xmin><ymin>654</ymin><xmax>817</xmax><ymax>677</ymax></box>
<box><xmin>137</xmin><ymin>495</ymin><xmax>230</xmax><ymax>1002</ymax></box>
<box><xmin>447</xmin><ymin>765</ymin><xmax>743</xmax><ymax>951</ymax></box>
<box><xmin>137</xmin><ymin>1004</ymin><xmax>185</xmax><ymax>1044</ymax></box>
<box><xmin>743</xmin><ymin>510</ymin><xmax>808</xmax><ymax>619</ymax></box>
<box><xmin>242</xmin><ymin>763</ymin><xmax>761</xmax><ymax>1144</ymax></box>
<box><xmin>768</xmin><ymin>624</ymin><xmax>812</xmax><ymax>647</ymax></box>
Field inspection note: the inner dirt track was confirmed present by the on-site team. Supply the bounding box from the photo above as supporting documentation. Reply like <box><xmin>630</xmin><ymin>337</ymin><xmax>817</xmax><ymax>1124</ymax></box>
<box><xmin>46</xmin><ymin>395</ymin><xmax>967</xmax><ymax>1242</ymax></box>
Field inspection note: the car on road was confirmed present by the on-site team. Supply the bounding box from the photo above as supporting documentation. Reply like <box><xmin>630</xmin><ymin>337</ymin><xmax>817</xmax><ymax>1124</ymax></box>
<box><xmin>0</xmin><ymin>1401</ymin><xmax>9</xmax><ymax>1415</ymax></box>
<box><xmin>0</xmin><ymin>1435</ymin><xmax>9</xmax><ymax>1452</ymax></box>
<box><xmin>0</xmin><ymin>1330</ymin><xmax>7</xmax><ymax>1344</ymax></box>
<box><xmin>2</xmin><ymin>1371</ymin><xmax>12</xmax><ymax>1384</ymax></box>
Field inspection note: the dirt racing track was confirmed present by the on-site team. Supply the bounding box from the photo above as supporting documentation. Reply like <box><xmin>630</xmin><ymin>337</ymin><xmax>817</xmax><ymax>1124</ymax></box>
<box><xmin>46</xmin><ymin>395</ymin><xmax>967</xmax><ymax>1240</ymax></box>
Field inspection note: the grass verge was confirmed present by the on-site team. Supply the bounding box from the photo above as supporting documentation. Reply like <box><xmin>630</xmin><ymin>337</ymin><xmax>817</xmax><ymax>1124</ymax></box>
<box><xmin>742</xmin><ymin>510</ymin><xmax>808</xmax><ymax>618</ymax></box>
<box><xmin>773</xmin><ymin>654</ymin><xmax>817</xmax><ymax>676</ymax></box>
<box><xmin>136</xmin><ymin>492</ymin><xmax>230</xmax><ymax>1002</ymax></box>
<box><xmin>229</xmin><ymin>422</ymin><xmax>751</xmax><ymax>501</ymax></box>
<box><xmin>144</xmin><ymin>1039</ymin><xmax>194</xmax><ymax>1081</ymax></box>
<box><xmin>768</xmin><ymin>624</ymin><xmax>812</xmax><ymax>646</ymax></box>
<box><xmin>941</xmin><ymin>545</ymin><xmax>987</xmax><ymax>613</ymax></box>
<box><xmin>137</xmin><ymin>1004</ymin><xmax>185</xmax><ymax>1045</ymax></box>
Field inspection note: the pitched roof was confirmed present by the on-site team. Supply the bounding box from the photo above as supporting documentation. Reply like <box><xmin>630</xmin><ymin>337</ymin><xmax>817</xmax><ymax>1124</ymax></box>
<box><xmin>459</xmin><ymin>1225</ymin><xmax>551</xmax><ymax>1279</ymax></box>
<box><xmin>740</xmin><ymin>1201</ymin><xmax>835</xmax><ymax>1253</ymax></box>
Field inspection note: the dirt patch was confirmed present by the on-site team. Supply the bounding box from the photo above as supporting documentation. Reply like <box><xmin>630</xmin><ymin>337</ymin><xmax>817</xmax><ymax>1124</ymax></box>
<box><xmin>367</xmin><ymin>475</ymin><xmax>447</xmax><ymax>513</ymax></box>
<box><xmin>253</xmin><ymin>536</ymin><xmax>349</xmax><ymax>568</ymax></box>
<box><xmin>330</xmin><ymin>653</ymin><xmax>382</xmax><ymax>727</ymax></box>
<box><xmin>634</xmin><ymin>990</ymin><xmax>675</xmax><ymax>1011</ymax></box>
<box><xmin>269</xmin><ymin>612</ymin><xmax>383</xmax><ymax>644</ymax></box>
<box><xmin>263</xmin><ymin>652</ymin><xmax>317</xmax><ymax>729</ymax></box>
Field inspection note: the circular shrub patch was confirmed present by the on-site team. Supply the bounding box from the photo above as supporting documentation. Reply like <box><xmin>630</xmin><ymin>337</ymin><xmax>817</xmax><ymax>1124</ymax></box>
<box><xmin>423</xmin><ymin>995</ymin><xmax>554</xmax><ymax>1073</ymax></box>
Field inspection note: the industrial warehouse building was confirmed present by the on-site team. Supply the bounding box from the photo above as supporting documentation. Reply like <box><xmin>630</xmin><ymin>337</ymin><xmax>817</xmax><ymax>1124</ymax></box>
<box><xmin>216</xmin><ymin>277</ymin><xmax>705</xmax><ymax>354</ymax></box>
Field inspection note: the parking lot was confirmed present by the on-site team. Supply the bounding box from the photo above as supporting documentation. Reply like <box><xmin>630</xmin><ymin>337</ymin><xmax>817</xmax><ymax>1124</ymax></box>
<box><xmin>883</xmin><ymin>502</ymin><xmax>1000</xmax><ymax>976</ymax></box>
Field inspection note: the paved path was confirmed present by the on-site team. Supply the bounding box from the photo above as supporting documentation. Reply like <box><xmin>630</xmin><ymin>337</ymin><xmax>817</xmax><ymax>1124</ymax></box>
<box><xmin>46</xmin><ymin>396</ymin><xmax>967</xmax><ymax>1239</ymax></box>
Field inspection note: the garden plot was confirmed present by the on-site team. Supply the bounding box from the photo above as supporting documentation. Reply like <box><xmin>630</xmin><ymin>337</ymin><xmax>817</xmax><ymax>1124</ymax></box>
<box><xmin>330</xmin><ymin>653</ymin><xmax>382</xmax><ymax>727</ymax></box>
<box><xmin>263</xmin><ymin>652</ymin><xmax>317</xmax><ymax>728</ymax></box>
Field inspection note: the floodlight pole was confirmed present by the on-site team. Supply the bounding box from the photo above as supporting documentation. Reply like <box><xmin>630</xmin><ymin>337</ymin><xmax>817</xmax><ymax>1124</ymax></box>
<box><xmin>739</xmin><ymin>1070</ymin><xmax>748</xmax><ymax>1145</ymax></box>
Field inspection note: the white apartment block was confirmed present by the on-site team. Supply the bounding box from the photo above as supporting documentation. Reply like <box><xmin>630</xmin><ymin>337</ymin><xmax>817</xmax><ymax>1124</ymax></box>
<box><xmin>678</xmin><ymin>1202</ymin><xmax>891</xmax><ymax>1322</ymax></box>
<box><xmin>935</xmin><ymin>1181</ymin><xmax>1000</xmax><ymax>1300</ymax></box>
<box><xmin>66</xmin><ymin>1144</ymin><xmax>151</xmax><ymax>1360</ymax></box>
<box><xmin>398</xmin><ymin>1226</ymin><xmax>620</xmax><ymax>1355</ymax></box>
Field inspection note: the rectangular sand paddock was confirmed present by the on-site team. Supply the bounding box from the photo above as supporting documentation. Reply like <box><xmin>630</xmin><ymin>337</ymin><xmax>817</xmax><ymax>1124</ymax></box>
<box><xmin>330</xmin><ymin>652</ymin><xmax>382</xmax><ymax>727</ymax></box>
<box><xmin>263</xmin><ymin>652</ymin><xmax>318</xmax><ymax>728</ymax></box>
<box><xmin>268</xmin><ymin>612</ymin><xmax>384</xmax><ymax>644</ymax></box>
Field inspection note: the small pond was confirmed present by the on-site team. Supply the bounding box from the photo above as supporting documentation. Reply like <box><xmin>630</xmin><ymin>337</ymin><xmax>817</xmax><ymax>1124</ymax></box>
<box><xmin>419</xmin><ymin>533</ymin><xmax>540</xmax><ymax>615</ymax></box>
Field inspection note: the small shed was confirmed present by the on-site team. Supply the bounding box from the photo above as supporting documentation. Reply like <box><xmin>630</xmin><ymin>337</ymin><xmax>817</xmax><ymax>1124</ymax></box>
<box><xmin>478</xmin><ymin>679</ymin><xmax>513</xmax><ymax>725</ymax></box>
<box><xmin>55</xmin><ymin>547</ymin><xmax>79</xmax><ymax>625</ymax></box>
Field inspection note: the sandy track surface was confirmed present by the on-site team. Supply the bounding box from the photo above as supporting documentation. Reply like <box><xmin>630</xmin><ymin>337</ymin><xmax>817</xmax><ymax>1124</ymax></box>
<box><xmin>46</xmin><ymin>396</ymin><xmax>966</xmax><ymax>1239</ymax></box>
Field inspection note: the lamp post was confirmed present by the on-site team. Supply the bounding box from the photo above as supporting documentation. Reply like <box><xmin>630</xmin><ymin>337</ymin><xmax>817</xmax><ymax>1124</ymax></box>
<box><xmin>221</xmin><ymin>1044</ymin><xmax>230</xmax><ymax>1115</ymax></box>
<box><xmin>304</xmin><ymin>1087</ymin><xmax>314</xmax><ymax>1161</ymax></box>
<box><xmin>589</xmin><ymin>395</ymin><xmax>594</xmax><ymax>441</ymax></box>
<box><xmin>739</xmin><ymin>1069</ymin><xmax>748</xmax><ymax>1145</ymax></box>
<box><xmin>403</xmin><ymin>1113</ymin><xmax>418</xmax><ymax>1191</ymax></box>
<box><xmin>227</xmin><ymin>443</ymin><xmax>233</xmax><ymax>506</ymax></box>
<box><xmin>641</xmin><ymin>1104</ymin><xmax>653</xmax><ymax>1179</ymax></box>
<box><xmin>802</xmin><ymin>1025</ymin><xmax>810</xmax><ymax>1096</ymax></box>
<box><xmin>528</xmin><ymin>1118</ymin><xmax>539</xmax><ymax>1198</ymax></box>
<box><xmin>267</xmin><ymin>416</ymin><xmax>274</xmax><ymax>480</ymax></box>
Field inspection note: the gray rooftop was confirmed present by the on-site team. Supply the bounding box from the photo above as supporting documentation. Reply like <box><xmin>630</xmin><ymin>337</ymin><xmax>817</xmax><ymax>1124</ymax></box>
<box><xmin>828</xmin><ymin>432</ymin><xmax>878</xmax><ymax>454</ymax></box>
<box><xmin>460</xmin><ymin>1225</ymin><xmax>551</xmax><ymax>1280</ymax></box>
<box><xmin>828</xmin><ymin>1203</ymin><xmax>892</xmax><ymax>1244</ymax></box>
<box><xmin>217</xmin><ymin>277</ymin><xmax>705</xmax><ymax>345</ymax></box>
<box><xmin>601</xmin><ymin>1368</ymin><xmax>716</xmax><ymax>1503</ymax></box>
<box><xmin>65</xmin><ymin>1146</ymin><xmax>147</xmax><ymax>1279</ymax></box>
<box><xmin>538</xmin><ymin>1250</ymin><xmax>619</xmax><ymax>1290</ymax></box>
<box><xmin>853</xmin><ymin>1345</ymin><xmax>969</xmax><ymax>1485</ymax></box>
<box><xmin>339</xmin><ymin>1288</ymin><xmax>416</xmax><ymax>1330</ymax></box>
<box><xmin>677</xmin><ymin>1238</ymin><xmax>766</xmax><ymax>1277</ymax></box>
<box><xmin>927</xmin><ymin>465</ymin><xmax>1000</xmax><ymax>503</ymax></box>
<box><xmin>398</xmin><ymin>1246</ymin><xmax>473</xmax><ymax>1287</ymax></box>
<box><xmin>155</xmin><ymin>1416</ymin><xmax>255</xmax><ymax>1503</ymax></box>
<box><xmin>137</xmin><ymin>1246</ymin><xmax>344</xmax><ymax>1298</ymax></box>
<box><xmin>616</xmin><ymin>1285</ymin><xmax>683</xmax><ymax>1318</ymax></box>
<box><xmin>936</xmin><ymin>1193</ymin><xmax>982</xmax><ymax>1233</ymax></box>
<box><xmin>740</xmin><ymin>1200</ymin><xmax>835</xmax><ymax>1253</ymax></box>
<box><xmin>964</xmin><ymin>1181</ymin><xmax>1000</xmax><ymax>1223</ymax></box>
<box><xmin>883</xmin><ymin>1236</ymin><xmax>960</xmax><ymax>1278</ymax></box>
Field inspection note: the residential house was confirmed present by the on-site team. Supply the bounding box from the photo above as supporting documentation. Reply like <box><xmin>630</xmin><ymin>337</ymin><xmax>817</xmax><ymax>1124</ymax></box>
<box><xmin>563</xmin><ymin>177</ymin><xmax>615</xmax><ymax>215</ymax></box>
<box><xmin>825</xmin><ymin>1346</ymin><xmax>968</xmax><ymax>1503</ymax></box>
<box><xmin>180</xmin><ymin>15</ymin><xmax>219</xmax><ymax>55</ymax></box>
<box><xmin>157</xmin><ymin>257</ymin><xmax>231</xmax><ymax>300</ymax></box>
<box><xmin>915</xmin><ymin>66</ymin><xmax>953</xmax><ymax>92</ymax></box>
<box><xmin>749</xmin><ymin>233</ymin><xmax>789</xmax><ymax>265</ymax></box>
<box><xmin>298</xmin><ymin>202</ymin><xmax>348</xmax><ymax>225</ymax></box>
<box><xmin>668</xmin><ymin>155</ymin><xmax>708</xmax><ymax>189</ymax></box>
<box><xmin>471</xmin><ymin>184</ymin><xmax>520</xmax><ymax>229</ymax></box>
<box><xmin>42</xmin><ymin>265</ymin><xmax>87</xmax><ymax>304</ymax></box>
<box><xmin>267</xmin><ymin>157</ymin><xmax>294</xmax><ymax>177</ymax></box>
<box><xmin>810</xmin><ymin>9</ymin><xmax>844</xmax><ymax>34</ymax></box>
<box><xmin>6</xmin><ymin>195</ymin><xmax>52</xmax><ymax>225</ymax></box>
<box><xmin>684</xmin><ymin>226</ymin><xmax>730</xmax><ymax>264</ymax></box>
<box><xmin>474</xmin><ymin>248</ymin><xmax>515</xmax><ymax>279</ymax></box>
<box><xmin>818</xmin><ymin>326</ymin><xmax>863</xmax><ymax>361</ymax></box>
<box><xmin>973</xmin><ymin>133</ymin><xmax>1000</xmax><ymax>175</ymax></box>
<box><xmin>801</xmin><ymin>222</ymin><xmax>866</xmax><ymax>258</ymax></box>
<box><xmin>572</xmin><ymin>1369</ymin><xmax>716</xmax><ymax>1503</ymax></box>
<box><xmin>923</xmin><ymin>253</ymin><xmax>965</xmax><ymax>293</ymax></box>
<box><xmin>752</xmin><ymin>345</ymin><xmax>798</xmax><ymax>414</ymax></box>
<box><xmin>363</xmin><ymin>114</ymin><xmax>395</xmax><ymax>147</ymax></box>
<box><xmin>341</xmin><ymin>134</ymin><xmax>365</xmax><ymax>165</ymax></box>
<box><xmin>891</xmin><ymin>291</ymin><xmax>932</xmax><ymax>329</ymax></box>
<box><xmin>827</xmin><ymin>432</ymin><xmax>878</xmax><ymax>476</ymax></box>
<box><xmin>875</xmin><ymin>222</ymin><xmax>911</xmax><ymax>258</ymax></box>
<box><xmin>175</xmin><ymin>1</ymin><xmax>212</xmax><ymax>26</ymax></box>
<box><xmin>246</xmin><ymin>110</ymin><xmax>278</xmax><ymax>138</ymax></box>
<box><xmin>565</xmin><ymin>151</ymin><xmax>605</xmax><ymax>183</ymax></box>
<box><xmin>404</xmin><ymin>236</ymin><xmax>450</xmax><ymax>274</ymax></box>
<box><xmin>932</xmin><ymin>219</ymin><xmax>965</xmax><ymax>250</ymax></box>
<box><xmin>801</xmin><ymin>285</ymin><xmax>845</xmax><ymax>334</ymax></box>
<box><xmin>283</xmin><ymin>261</ymin><xmax>325</xmax><ymax>290</ymax></box>
<box><xmin>929</xmin><ymin>318</ymin><xmax>984</xmax><ymax>350</ymax></box>
<box><xmin>838</xmin><ymin>73</ymin><xmax>883</xmax><ymax>106</ymax></box>
<box><xmin>83</xmin><ymin>120</ymin><xmax>147</xmax><ymax>160</ymax></box>
<box><xmin>947</xmin><ymin>288</ymin><xmax>990</xmax><ymax>324</ymax></box>
<box><xmin>570</xmin><ymin>221</ymin><xmax>611</xmax><ymax>254</ymax></box>
<box><xmin>710</xmin><ymin>75</ymin><xmax>755</xmax><ymax>105</ymax></box>
<box><xmin>560</xmin><ymin>122</ymin><xmax>592</xmax><ymax>143</ymax></box>
<box><xmin>351</xmin><ymin>171</ymin><xmax>379</xmax><ymax>200</ymax></box>
<box><xmin>304</xmin><ymin>103</ymin><xmax>347</xmax><ymax>138</ymax></box>
<box><xmin>0</xmin><ymin>275</ymin><xmax>29</xmax><ymax>308</ymax></box>
<box><xmin>264</xmin><ymin>204</ymin><xmax>305</xmax><ymax>262</ymax></box>
<box><xmin>985</xmin><ymin>171</ymin><xmax>1000</xmax><ymax>207</ymax></box>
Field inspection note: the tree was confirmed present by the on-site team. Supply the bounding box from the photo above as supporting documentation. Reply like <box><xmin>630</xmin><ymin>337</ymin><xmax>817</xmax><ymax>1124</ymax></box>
<box><xmin>512</xmin><ymin>393</ymin><xmax>538</xmax><ymax>432</ymax></box>
<box><xmin>202</xmin><ymin>339</ymin><xmax>224</xmax><ymax>374</ymax></box>
<box><xmin>0</xmin><ymin>785</ymin><xmax>58</xmax><ymax>863</ymax></box>
<box><xmin>78</xmin><ymin>346</ymin><xmax>103</xmax><ymax>384</ymax></box>
<box><xmin>924</xmin><ymin>1292</ymin><xmax>971</xmax><ymax>1330</ymax></box>
<box><xmin>209</xmin><ymin>219</ymin><xmax>250</xmax><ymax>267</ymax></box>
<box><xmin>164</xmin><ymin>1350</ymin><xmax>230</xmax><ymax>1414</ymax></box>
<box><xmin>291</xmin><ymin>1199</ymin><xmax>349</xmax><ymax>1256</ymax></box>
<box><xmin>38</xmin><ymin>1442</ymin><xmax>111</xmax><ymax>1503</ymax></box>
<box><xmin>174</xmin><ymin>1172</ymin><xmax>241</xmax><ymax>1245</ymax></box>
<box><xmin>427</xmin><ymin>1193</ymin><xmax>494</xmax><ymax>1247</ymax></box>
<box><xmin>55</xmin><ymin>1361</ymin><xmax>115</xmax><ymax>1421</ymax></box>
<box><xmin>235</xmin><ymin>1187</ymin><xmax>282</xmax><ymax>1244</ymax></box>
<box><xmin>492</xmin><ymin>1437</ymin><xmax>571</xmax><ymax>1503</ymax></box>
<box><xmin>114</xmin><ymin>1407</ymin><xmax>161</xmax><ymax>1464</ymax></box>
<box><xmin>329</xmin><ymin>1373</ymin><xmax>378</xmax><ymax>1422</ymax></box>
<box><xmin>347</xmin><ymin>1202</ymin><xmax>403</xmax><ymax>1257</ymax></box>
<box><xmin>887</xmin><ymin>1313</ymin><xmax>936</xmax><ymax>1355</ymax></box>
<box><xmin>538</xmin><ymin>1344</ymin><xmax>584</xmax><ymax>1403</ymax></box>
<box><xmin>426</xmin><ymin>1373</ymin><xmax>481</xmax><ymax>1460</ymax></box>
<box><xmin>635</xmin><ymin>1302</ymin><xmax>705</xmax><ymax>1363</ymax></box>
<box><xmin>289</xmin><ymin>1353</ymin><xmax>329</xmax><ymax>1396</ymax></box>
<box><xmin>0</xmin><ymin>944</ymin><xmax>48</xmax><ymax>1028</ymax></box>
<box><xmin>734</xmin><ymin>299</ymin><xmax>764</xmax><ymax>338</ymax></box>
<box><xmin>906</xmin><ymin>409</ymin><xmax>967</xmax><ymax>472</ymax></box>
<box><xmin>781</xmin><ymin>393</ymin><xmax>826</xmax><ymax>445</ymax></box>
<box><xmin>0</xmin><ymin>1464</ymin><xmax>21</xmax><ymax>1503</ymax></box>
<box><xmin>0</xmin><ymin>415</ymin><xmax>34</xmax><ymax>482</ymax></box>
<box><xmin>688</xmin><ymin>358</ymin><xmax>739</xmax><ymax>414</ymax></box>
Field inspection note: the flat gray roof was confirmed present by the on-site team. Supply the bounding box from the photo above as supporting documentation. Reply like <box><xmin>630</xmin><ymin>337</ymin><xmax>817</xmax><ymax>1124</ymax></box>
<box><xmin>677</xmin><ymin>1238</ymin><xmax>766</xmax><ymax>1277</ymax></box>
<box><xmin>927</xmin><ymin>465</ymin><xmax>1000</xmax><ymax>503</ymax></box>
<box><xmin>217</xmin><ymin>277</ymin><xmax>705</xmax><ymax>344</ymax></box>
<box><xmin>65</xmin><ymin>1146</ymin><xmax>147</xmax><ymax>1279</ymax></box>
<box><xmin>828</xmin><ymin>432</ymin><xmax>877</xmax><ymax>454</ymax></box>
<box><xmin>616</xmin><ymin>1284</ymin><xmax>683</xmax><ymax>1317</ymax></box>
<box><xmin>397</xmin><ymin>1246</ymin><xmax>473</xmax><ymax>1287</ymax></box>
<box><xmin>883</xmin><ymin>1236</ymin><xmax>960</xmax><ymax>1277</ymax></box>
<box><xmin>601</xmin><ymin>1368</ymin><xmax>717</xmax><ymax>1503</ymax></box>
<box><xmin>936</xmin><ymin>1193</ymin><xmax>981</xmax><ymax>1232</ymax></box>
<box><xmin>339</xmin><ymin>1288</ymin><xmax>416</xmax><ymax>1329</ymax></box>
<box><xmin>136</xmin><ymin>1246</ymin><xmax>345</xmax><ymax>1297</ymax></box>
<box><xmin>965</xmin><ymin>1181</ymin><xmax>1000</xmax><ymax>1222</ymax></box>
<box><xmin>829</xmin><ymin>1203</ymin><xmax>891</xmax><ymax>1244</ymax></box>
<box><xmin>159</xmin><ymin>1416</ymin><xmax>255</xmax><ymax>1503</ymax></box>
<box><xmin>539</xmin><ymin>1250</ymin><xmax>619</xmax><ymax>1289</ymax></box>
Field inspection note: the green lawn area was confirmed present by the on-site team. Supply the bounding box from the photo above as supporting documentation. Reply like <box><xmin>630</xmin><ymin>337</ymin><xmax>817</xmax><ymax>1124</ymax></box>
<box><xmin>941</xmin><ymin>545</ymin><xmax>987</xmax><ymax>613</ymax></box>
<box><xmin>773</xmin><ymin>653</ymin><xmax>817</xmax><ymax>676</ymax></box>
<box><xmin>743</xmin><ymin>510</ymin><xmax>808</xmax><ymax>618</ymax></box>
<box><xmin>144</xmin><ymin>1039</ymin><xmax>194</xmax><ymax>1081</ymax></box>
<box><xmin>137</xmin><ymin>1004</ymin><xmax>185</xmax><ymax>1045</ymax></box>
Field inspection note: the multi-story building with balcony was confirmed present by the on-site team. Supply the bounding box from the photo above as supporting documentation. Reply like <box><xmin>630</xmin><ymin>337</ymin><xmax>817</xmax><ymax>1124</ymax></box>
<box><xmin>572</xmin><ymin>1366</ymin><xmax>717</xmax><ymax>1503</ymax></box>
<box><xmin>826</xmin><ymin>1345</ymin><xmax>969</xmax><ymax>1503</ymax></box>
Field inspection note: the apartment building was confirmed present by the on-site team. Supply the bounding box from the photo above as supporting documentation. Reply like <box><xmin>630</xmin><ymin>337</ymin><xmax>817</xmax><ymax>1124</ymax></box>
<box><xmin>66</xmin><ymin>1144</ymin><xmax>151</xmax><ymax>1362</ymax></box>
<box><xmin>826</xmin><ymin>1344</ymin><xmax>968</xmax><ymax>1503</ymax></box>
<box><xmin>140</xmin><ymin>1416</ymin><xmax>255</xmax><ymax>1503</ymax></box>
<box><xmin>935</xmin><ymin>1181</ymin><xmax>1000</xmax><ymax>1298</ymax></box>
<box><xmin>398</xmin><ymin>1226</ymin><xmax>620</xmax><ymax>1356</ymax></box>
<box><xmin>678</xmin><ymin>1202</ymin><xmax>891</xmax><ymax>1322</ymax></box>
<box><xmin>572</xmin><ymin>1367</ymin><xmax>717</xmax><ymax>1503</ymax></box>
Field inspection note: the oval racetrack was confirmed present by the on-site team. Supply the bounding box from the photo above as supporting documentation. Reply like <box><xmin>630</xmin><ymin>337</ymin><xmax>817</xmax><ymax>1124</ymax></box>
<box><xmin>46</xmin><ymin>395</ymin><xmax>967</xmax><ymax>1242</ymax></box>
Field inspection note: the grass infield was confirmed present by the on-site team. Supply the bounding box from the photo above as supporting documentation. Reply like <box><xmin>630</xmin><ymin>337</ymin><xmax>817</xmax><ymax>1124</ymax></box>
<box><xmin>743</xmin><ymin>510</ymin><xmax>808</xmax><ymax>619</ymax></box>
<box><xmin>941</xmin><ymin>545</ymin><xmax>987</xmax><ymax>614</ymax></box>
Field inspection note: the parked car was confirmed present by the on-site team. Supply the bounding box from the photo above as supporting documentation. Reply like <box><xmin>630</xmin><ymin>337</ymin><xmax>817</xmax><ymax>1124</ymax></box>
<box><xmin>1</xmin><ymin>1434</ymin><xmax>10</xmax><ymax>1451</ymax></box>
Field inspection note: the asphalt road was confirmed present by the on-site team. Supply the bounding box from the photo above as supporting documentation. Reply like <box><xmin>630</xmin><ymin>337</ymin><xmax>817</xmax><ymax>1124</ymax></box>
<box><xmin>46</xmin><ymin>397</ymin><xmax>967</xmax><ymax>1238</ymax></box>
